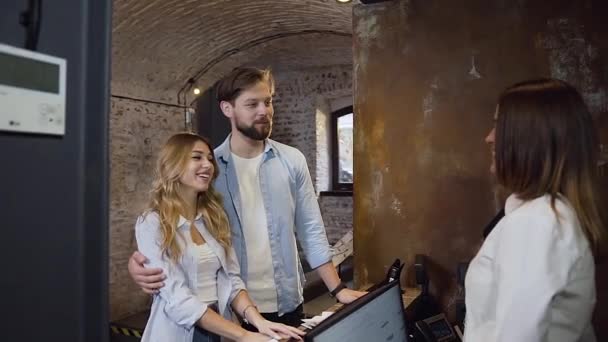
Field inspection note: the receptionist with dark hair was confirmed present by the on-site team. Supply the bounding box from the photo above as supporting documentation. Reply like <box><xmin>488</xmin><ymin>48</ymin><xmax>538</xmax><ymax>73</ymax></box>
<box><xmin>464</xmin><ymin>79</ymin><xmax>605</xmax><ymax>342</ymax></box>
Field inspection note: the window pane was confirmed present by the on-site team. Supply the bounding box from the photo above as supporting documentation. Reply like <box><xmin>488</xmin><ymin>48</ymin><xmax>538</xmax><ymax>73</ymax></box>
<box><xmin>338</xmin><ymin>113</ymin><xmax>353</xmax><ymax>183</ymax></box>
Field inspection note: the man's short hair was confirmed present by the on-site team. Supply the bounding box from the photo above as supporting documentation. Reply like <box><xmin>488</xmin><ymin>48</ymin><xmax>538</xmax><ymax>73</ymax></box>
<box><xmin>216</xmin><ymin>67</ymin><xmax>275</xmax><ymax>104</ymax></box>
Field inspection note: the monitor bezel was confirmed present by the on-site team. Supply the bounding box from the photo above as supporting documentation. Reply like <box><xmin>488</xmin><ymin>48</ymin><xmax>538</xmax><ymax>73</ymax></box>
<box><xmin>305</xmin><ymin>280</ymin><xmax>407</xmax><ymax>341</ymax></box>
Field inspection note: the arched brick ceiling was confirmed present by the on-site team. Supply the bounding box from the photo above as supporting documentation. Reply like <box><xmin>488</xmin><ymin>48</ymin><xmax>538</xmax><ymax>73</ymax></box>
<box><xmin>112</xmin><ymin>0</ymin><xmax>356</xmax><ymax>103</ymax></box>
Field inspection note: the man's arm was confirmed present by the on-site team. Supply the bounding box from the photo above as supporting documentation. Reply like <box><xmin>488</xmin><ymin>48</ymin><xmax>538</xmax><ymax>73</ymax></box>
<box><xmin>128</xmin><ymin>250</ymin><xmax>165</xmax><ymax>294</ymax></box>
<box><xmin>290</xmin><ymin>151</ymin><xmax>366</xmax><ymax>304</ymax></box>
<box><xmin>316</xmin><ymin>261</ymin><xmax>366</xmax><ymax>304</ymax></box>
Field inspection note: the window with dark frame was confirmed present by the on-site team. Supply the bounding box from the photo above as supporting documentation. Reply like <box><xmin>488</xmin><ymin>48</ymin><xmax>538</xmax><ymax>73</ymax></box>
<box><xmin>331</xmin><ymin>106</ymin><xmax>354</xmax><ymax>192</ymax></box>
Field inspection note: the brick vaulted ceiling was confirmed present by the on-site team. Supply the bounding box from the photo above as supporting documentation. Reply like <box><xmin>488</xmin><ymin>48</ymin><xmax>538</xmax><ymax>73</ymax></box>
<box><xmin>111</xmin><ymin>0</ymin><xmax>356</xmax><ymax>104</ymax></box>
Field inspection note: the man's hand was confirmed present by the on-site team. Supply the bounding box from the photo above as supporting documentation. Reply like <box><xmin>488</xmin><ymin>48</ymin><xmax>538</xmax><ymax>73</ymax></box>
<box><xmin>335</xmin><ymin>288</ymin><xmax>366</xmax><ymax>304</ymax></box>
<box><xmin>316</xmin><ymin>262</ymin><xmax>367</xmax><ymax>305</ymax></box>
<box><xmin>128</xmin><ymin>251</ymin><xmax>165</xmax><ymax>294</ymax></box>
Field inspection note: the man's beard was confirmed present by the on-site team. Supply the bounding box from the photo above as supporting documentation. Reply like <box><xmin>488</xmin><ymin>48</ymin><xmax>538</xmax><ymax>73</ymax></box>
<box><xmin>236</xmin><ymin>119</ymin><xmax>272</xmax><ymax>141</ymax></box>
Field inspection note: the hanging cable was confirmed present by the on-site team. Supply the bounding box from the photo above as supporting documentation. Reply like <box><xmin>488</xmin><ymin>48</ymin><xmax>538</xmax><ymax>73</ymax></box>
<box><xmin>20</xmin><ymin>0</ymin><xmax>43</xmax><ymax>51</ymax></box>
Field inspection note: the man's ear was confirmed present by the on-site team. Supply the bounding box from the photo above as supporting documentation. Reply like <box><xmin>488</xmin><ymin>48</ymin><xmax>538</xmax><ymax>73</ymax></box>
<box><xmin>219</xmin><ymin>100</ymin><xmax>233</xmax><ymax>119</ymax></box>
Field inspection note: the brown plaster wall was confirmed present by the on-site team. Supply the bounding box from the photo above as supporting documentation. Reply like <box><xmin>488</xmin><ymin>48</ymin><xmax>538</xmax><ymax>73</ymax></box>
<box><xmin>353</xmin><ymin>0</ymin><xmax>608</xmax><ymax>335</ymax></box>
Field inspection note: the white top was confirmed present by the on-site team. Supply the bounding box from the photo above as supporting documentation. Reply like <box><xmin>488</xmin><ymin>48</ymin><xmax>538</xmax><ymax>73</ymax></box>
<box><xmin>192</xmin><ymin>243</ymin><xmax>220</xmax><ymax>305</ymax></box>
<box><xmin>464</xmin><ymin>194</ymin><xmax>596</xmax><ymax>342</ymax></box>
<box><xmin>181</xmin><ymin>225</ymin><xmax>221</xmax><ymax>305</ymax></box>
<box><xmin>231</xmin><ymin>152</ymin><xmax>278</xmax><ymax>312</ymax></box>
<box><xmin>135</xmin><ymin>213</ymin><xmax>246</xmax><ymax>342</ymax></box>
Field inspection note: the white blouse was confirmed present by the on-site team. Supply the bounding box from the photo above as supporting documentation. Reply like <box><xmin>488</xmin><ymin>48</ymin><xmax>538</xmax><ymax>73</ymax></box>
<box><xmin>135</xmin><ymin>213</ymin><xmax>246</xmax><ymax>342</ymax></box>
<box><xmin>193</xmin><ymin>243</ymin><xmax>221</xmax><ymax>305</ymax></box>
<box><xmin>464</xmin><ymin>194</ymin><xmax>596</xmax><ymax>342</ymax></box>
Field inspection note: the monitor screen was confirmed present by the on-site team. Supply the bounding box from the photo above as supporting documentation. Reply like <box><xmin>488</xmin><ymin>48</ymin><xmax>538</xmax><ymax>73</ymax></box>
<box><xmin>306</xmin><ymin>281</ymin><xmax>408</xmax><ymax>342</ymax></box>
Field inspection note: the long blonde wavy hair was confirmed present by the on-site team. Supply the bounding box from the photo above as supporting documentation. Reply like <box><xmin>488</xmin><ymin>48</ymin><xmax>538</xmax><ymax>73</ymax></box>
<box><xmin>147</xmin><ymin>133</ymin><xmax>231</xmax><ymax>263</ymax></box>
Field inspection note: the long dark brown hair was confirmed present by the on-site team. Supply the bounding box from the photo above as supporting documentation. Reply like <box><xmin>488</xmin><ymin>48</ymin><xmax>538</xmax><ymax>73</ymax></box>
<box><xmin>495</xmin><ymin>78</ymin><xmax>605</xmax><ymax>251</ymax></box>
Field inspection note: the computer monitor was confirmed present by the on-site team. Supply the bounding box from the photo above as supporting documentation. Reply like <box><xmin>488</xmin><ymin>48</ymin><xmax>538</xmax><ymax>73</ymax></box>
<box><xmin>305</xmin><ymin>280</ymin><xmax>408</xmax><ymax>342</ymax></box>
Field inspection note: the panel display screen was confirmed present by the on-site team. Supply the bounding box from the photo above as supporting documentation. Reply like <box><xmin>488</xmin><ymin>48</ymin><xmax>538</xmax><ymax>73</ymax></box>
<box><xmin>0</xmin><ymin>52</ymin><xmax>60</xmax><ymax>94</ymax></box>
<box><xmin>429</xmin><ymin>318</ymin><xmax>453</xmax><ymax>338</ymax></box>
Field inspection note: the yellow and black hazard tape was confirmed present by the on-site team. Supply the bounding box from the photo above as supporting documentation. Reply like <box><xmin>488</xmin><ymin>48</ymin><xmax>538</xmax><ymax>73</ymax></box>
<box><xmin>110</xmin><ymin>324</ymin><xmax>143</xmax><ymax>338</ymax></box>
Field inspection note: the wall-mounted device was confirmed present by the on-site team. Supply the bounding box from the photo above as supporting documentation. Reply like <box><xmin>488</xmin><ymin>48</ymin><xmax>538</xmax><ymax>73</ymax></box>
<box><xmin>0</xmin><ymin>43</ymin><xmax>66</xmax><ymax>136</ymax></box>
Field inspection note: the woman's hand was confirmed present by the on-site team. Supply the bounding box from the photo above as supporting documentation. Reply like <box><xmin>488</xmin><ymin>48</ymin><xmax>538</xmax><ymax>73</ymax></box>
<box><xmin>236</xmin><ymin>331</ymin><xmax>281</xmax><ymax>342</ymax></box>
<box><xmin>253</xmin><ymin>319</ymin><xmax>305</xmax><ymax>341</ymax></box>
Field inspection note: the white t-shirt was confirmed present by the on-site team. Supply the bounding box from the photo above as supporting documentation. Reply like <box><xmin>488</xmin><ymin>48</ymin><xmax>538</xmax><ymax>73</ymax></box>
<box><xmin>231</xmin><ymin>152</ymin><xmax>278</xmax><ymax>312</ymax></box>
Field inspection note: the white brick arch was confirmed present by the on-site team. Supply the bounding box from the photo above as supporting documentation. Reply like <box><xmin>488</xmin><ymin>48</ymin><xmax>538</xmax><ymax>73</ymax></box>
<box><xmin>111</xmin><ymin>0</ymin><xmax>355</xmax><ymax>103</ymax></box>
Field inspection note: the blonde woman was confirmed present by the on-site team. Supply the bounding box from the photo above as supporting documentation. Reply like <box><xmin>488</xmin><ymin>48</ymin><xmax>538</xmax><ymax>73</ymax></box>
<box><xmin>465</xmin><ymin>79</ymin><xmax>605</xmax><ymax>342</ymax></box>
<box><xmin>135</xmin><ymin>133</ymin><xmax>304</xmax><ymax>342</ymax></box>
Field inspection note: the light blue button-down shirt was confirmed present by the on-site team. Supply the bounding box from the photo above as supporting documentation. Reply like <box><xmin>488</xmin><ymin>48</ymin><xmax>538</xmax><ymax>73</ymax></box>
<box><xmin>214</xmin><ymin>136</ymin><xmax>333</xmax><ymax>315</ymax></box>
<box><xmin>135</xmin><ymin>212</ymin><xmax>246</xmax><ymax>342</ymax></box>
